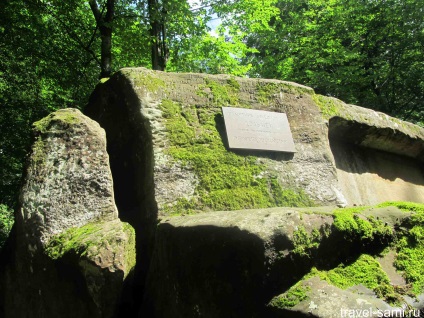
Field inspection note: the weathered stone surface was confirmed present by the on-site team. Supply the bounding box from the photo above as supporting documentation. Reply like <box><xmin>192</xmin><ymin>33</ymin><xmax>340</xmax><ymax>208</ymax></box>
<box><xmin>1</xmin><ymin>109</ymin><xmax>136</xmax><ymax>318</ymax></box>
<box><xmin>271</xmin><ymin>277</ymin><xmax>395</xmax><ymax>318</ymax></box>
<box><xmin>85</xmin><ymin>68</ymin><xmax>343</xmax><ymax>217</ymax></box>
<box><xmin>142</xmin><ymin>207</ymin><xmax>334</xmax><ymax>317</ymax></box>
<box><xmin>84</xmin><ymin>68</ymin><xmax>424</xmax><ymax>317</ymax></box>
<box><xmin>329</xmin><ymin>103</ymin><xmax>424</xmax><ymax>161</ymax></box>
<box><xmin>86</xmin><ymin>67</ymin><xmax>424</xmax><ymax>217</ymax></box>
<box><xmin>18</xmin><ymin>108</ymin><xmax>118</xmax><ymax>247</ymax></box>
<box><xmin>142</xmin><ymin>205</ymin><xmax>419</xmax><ymax>317</ymax></box>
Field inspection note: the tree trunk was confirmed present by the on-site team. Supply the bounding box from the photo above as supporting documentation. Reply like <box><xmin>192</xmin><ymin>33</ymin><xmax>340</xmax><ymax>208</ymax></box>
<box><xmin>148</xmin><ymin>0</ymin><xmax>168</xmax><ymax>71</ymax></box>
<box><xmin>89</xmin><ymin>0</ymin><xmax>115</xmax><ymax>78</ymax></box>
<box><xmin>100</xmin><ymin>25</ymin><xmax>112</xmax><ymax>78</ymax></box>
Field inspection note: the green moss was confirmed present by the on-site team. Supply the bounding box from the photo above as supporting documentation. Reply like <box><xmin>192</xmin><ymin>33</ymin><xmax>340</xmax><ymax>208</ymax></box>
<box><xmin>310</xmin><ymin>255</ymin><xmax>400</xmax><ymax>305</ymax></box>
<box><xmin>123</xmin><ymin>223</ymin><xmax>136</xmax><ymax>275</ymax></box>
<box><xmin>197</xmin><ymin>78</ymin><xmax>240</xmax><ymax>106</ymax></box>
<box><xmin>130</xmin><ymin>71</ymin><xmax>166</xmax><ymax>92</ymax></box>
<box><xmin>377</xmin><ymin>201</ymin><xmax>424</xmax><ymax>214</ymax></box>
<box><xmin>45</xmin><ymin>221</ymin><xmax>136</xmax><ymax>277</ymax></box>
<box><xmin>159</xmin><ymin>99</ymin><xmax>314</xmax><ymax>214</ymax></box>
<box><xmin>32</xmin><ymin>136</ymin><xmax>46</xmax><ymax>167</ymax></box>
<box><xmin>270</xmin><ymin>177</ymin><xmax>315</xmax><ymax>207</ymax></box>
<box><xmin>257</xmin><ymin>82</ymin><xmax>279</xmax><ymax>105</ymax></box>
<box><xmin>318</xmin><ymin>255</ymin><xmax>390</xmax><ymax>289</ymax></box>
<box><xmin>33</xmin><ymin>110</ymin><xmax>81</xmax><ymax>134</ymax></box>
<box><xmin>271</xmin><ymin>254</ymin><xmax>400</xmax><ymax>308</ymax></box>
<box><xmin>379</xmin><ymin>202</ymin><xmax>424</xmax><ymax>295</ymax></box>
<box><xmin>160</xmin><ymin>99</ymin><xmax>196</xmax><ymax>146</ymax></box>
<box><xmin>272</xmin><ymin>203</ymin><xmax>424</xmax><ymax>308</ymax></box>
<box><xmin>45</xmin><ymin>221</ymin><xmax>105</xmax><ymax>260</ymax></box>
<box><xmin>269</xmin><ymin>283</ymin><xmax>310</xmax><ymax>309</ymax></box>
<box><xmin>333</xmin><ymin>207</ymin><xmax>393</xmax><ymax>241</ymax></box>
<box><xmin>291</xmin><ymin>223</ymin><xmax>332</xmax><ymax>257</ymax></box>
<box><xmin>292</xmin><ymin>226</ymin><xmax>323</xmax><ymax>257</ymax></box>
<box><xmin>332</xmin><ymin>202</ymin><xmax>424</xmax><ymax>296</ymax></box>
<box><xmin>227</xmin><ymin>76</ymin><xmax>240</xmax><ymax>90</ymax></box>
<box><xmin>312</xmin><ymin>94</ymin><xmax>341</xmax><ymax>119</ymax></box>
<box><xmin>395</xmin><ymin>244</ymin><xmax>424</xmax><ymax>295</ymax></box>
<box><xmin>257</xmin><ymin>82</ymin><xmax>311</xmax><ymax>105</ymax></box>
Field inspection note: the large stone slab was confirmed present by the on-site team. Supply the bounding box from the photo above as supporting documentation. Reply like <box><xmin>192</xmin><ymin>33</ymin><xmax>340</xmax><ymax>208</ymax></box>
<box><xmin>142</xmin><ymin>206</ymin><xmax>418</xmax><ymax>317</ymax></box>
<box><xmin>86</xmin><ymin>67</ymin><xmax>424</xmax><ymax>219</ymax></box>
<box><xmin>83</xmin><ymin>68</ymin><xmax>424</xmax><ymax>317</ymax></box>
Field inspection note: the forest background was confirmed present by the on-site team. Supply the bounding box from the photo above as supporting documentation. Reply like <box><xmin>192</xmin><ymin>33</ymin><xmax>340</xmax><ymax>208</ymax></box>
<box><xmin>1</xmin><ymin>0</ymin><xmax>423</xmax><ymax>246</ymax></box>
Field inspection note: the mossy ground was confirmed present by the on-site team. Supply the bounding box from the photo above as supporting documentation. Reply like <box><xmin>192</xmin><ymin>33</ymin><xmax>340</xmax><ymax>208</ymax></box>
<box><xmin>312</xmin><ymin>254</ymin><xmax>401</xmax><ymax>305</ymax></box>
<box><xmin>330</xmin><ymin>202</ymin><xmax>424</xmax><ymax>298</ymax></box>
<box><xmin>159</xmin><ymin>93</ymin><xmax>314</xmax><ymax>214</ymax></box>
<box><xmin>292</xmin><ymin>226</ymin><xmax>328</xmax><ymax>257</ymax></box>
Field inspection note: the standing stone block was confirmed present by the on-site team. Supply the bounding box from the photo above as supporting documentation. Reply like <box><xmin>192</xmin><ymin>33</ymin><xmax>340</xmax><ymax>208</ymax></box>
<box><xmin>2</xmin><ymin>108</ymin><xmax>135</xmax><ymax>318</ymax></box>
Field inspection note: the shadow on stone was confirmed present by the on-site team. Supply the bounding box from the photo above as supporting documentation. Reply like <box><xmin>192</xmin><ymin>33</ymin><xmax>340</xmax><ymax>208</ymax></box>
<box><xmin>142</xmin><ymin>223</ymin><xmax>269</xmax><ymax>318</ymax></box>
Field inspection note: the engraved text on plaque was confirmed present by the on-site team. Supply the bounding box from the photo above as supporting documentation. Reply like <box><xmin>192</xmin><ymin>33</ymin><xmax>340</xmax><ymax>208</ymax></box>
<box><xmin>222</xmin><ymin>107</ymin><xmax>296</xmax><ymax>152</ymax></box>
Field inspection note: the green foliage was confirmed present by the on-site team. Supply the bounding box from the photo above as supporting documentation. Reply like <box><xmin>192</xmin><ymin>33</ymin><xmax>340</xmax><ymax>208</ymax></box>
<box><xmin>159</xmin><ymin>99</ymin><xmax>314</xmax><ymax>214</ymax></box>
<box><xmin>0</xmin><ymin>204</ymin><xmax>14</xmax><ymax>249</ymax></box>
<box><xmin>0</xmin><ymin>0</ymin><xmax>100</xmax><ymax>208</ymax></box>
<box><xmin>168</xmin><ymin>31</ymin><xmax>254</xmax><ymax>76</ymax></box>
<box><xmin>244</xmin><ymin>0</ymin><xmax>424</xmax><ymax>124</ymax></box>
<box><xmin>3</xmin><ymin>0</ymin><xmax>424</xmax><ymax>217</ymax></box>
<box><xmin>168</xmin><ymin>0</ymin><xmax>280</xmax><ymax>76</ymax></box>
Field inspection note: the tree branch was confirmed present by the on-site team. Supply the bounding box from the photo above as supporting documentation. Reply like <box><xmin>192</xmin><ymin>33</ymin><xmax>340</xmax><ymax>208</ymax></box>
<box><xmin>89</xmin><ymin>0</ymin><xmax>102</xmax><ymax>24</ymax></box>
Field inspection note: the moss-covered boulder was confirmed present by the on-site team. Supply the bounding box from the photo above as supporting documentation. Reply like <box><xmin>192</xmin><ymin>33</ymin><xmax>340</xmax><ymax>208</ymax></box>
<box><xmin>84</xmin><ymin>68</ymin><xmax>423</xmax><ymax>316</ymax></box>
<box><xmin>86</xmin><ymin>67</ymin><xmax>424</xmax><ymax>219</ymax></box>
<box><xmin>1</xmin><ymin>109</ymin><xmax>136</xmax><ymax>318</ymax></box>
<box><xmin>19</xmin><ymin>108</ymin><xmax>118</xmax><ymax>246</ymax></box>
<box><xmin>144</xmin><ymin>203</ymin><xmax>424</xmax><ymax>317</ymax></box>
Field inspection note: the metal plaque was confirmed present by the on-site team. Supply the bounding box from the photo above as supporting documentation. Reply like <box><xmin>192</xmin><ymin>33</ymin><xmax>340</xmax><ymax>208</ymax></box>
<box><xmin>222</xmin><ymin>107</ymin><xmax>296</xmax><ymax>152</ymax></box>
